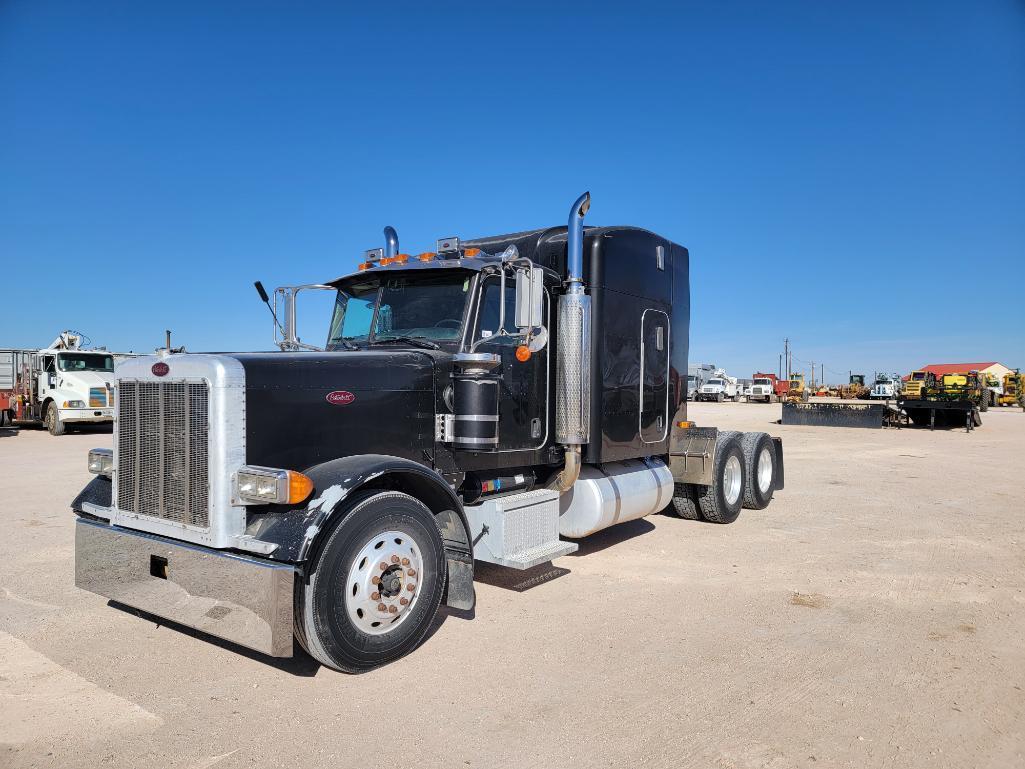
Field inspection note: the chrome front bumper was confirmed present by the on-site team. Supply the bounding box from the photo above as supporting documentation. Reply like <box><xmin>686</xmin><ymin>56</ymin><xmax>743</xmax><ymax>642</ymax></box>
<box><xmin>75</xmin><ymin>517</ymin><xmax>295</xmax><ymax>657</ymax></box>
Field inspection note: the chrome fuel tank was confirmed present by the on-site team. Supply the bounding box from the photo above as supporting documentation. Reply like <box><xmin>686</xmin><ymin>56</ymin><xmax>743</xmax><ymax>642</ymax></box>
<box><xmin>558</xmin><ymin>458</ymin><xmax>673</xmax><ymax>539</ymax></box>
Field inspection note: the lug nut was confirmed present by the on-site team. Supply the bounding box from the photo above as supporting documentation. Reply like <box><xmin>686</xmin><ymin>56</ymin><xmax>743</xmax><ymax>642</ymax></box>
<box><xmin>399</xmin><ymin>597</ymin><xmax>409</xmax><ymax>606</ymax></box>
<box><xmin>406</xmin><ymin>584</ymin><xmax>415</xmax><ymax>592</ymax></box>
<box><xmin>379</xmin><ymin>562</ymin><xmax>388</xmax><ymax>571</ymax></box>
<box><xmin>407</xmin><ymin>569</ymin><xmax>416</xmax><ymax>577</ymax></box>
<box><xmin>371</xmin><ymin>576</ymin><xmax>380</xmax><ymax>585</ymax></box>
<box><xmin>388</xmin><ymin>605</ymin><xmax>398</xmax><ymax>614</ymax></box>
<box><xmin>391</xmin><ymin>555</ymin><xmax>400</xmax><ymax>564</ymax></box>
<box><xmin>401</xmin><ymin>558</ymin><xmax>410</xmax><ymax>566</ymax></box>
<box><xmin>377</xmin><ymin>603</ymin><xmax>387</xmax><ymax>612</ymax></box>
<box><xmin>371</xmin><ymin>592</ymin><xmax>380</xmax><ymax>601</ymax></box>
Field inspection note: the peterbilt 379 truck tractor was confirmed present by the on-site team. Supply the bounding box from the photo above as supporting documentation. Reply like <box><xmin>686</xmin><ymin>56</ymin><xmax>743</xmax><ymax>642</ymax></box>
<box><xmin>73</xmin><ymin>194</ymin><xmax>784</xmax><ymax>673</ymax></box>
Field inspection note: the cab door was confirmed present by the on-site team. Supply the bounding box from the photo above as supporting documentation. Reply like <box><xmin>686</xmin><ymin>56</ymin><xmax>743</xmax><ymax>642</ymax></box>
<box><xmin>471</xmin><ymin>277</ymin><xmax>549</xmax><ymax>451</ymax></box>
<box><xmin>640</xmin><ymin>309</ymin><xmax>669</xmax><ymax>443</ymax></box>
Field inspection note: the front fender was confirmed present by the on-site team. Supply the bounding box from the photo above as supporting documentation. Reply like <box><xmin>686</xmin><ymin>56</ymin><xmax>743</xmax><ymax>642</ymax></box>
<box><xmin>245</xmin><ymin>454</ymin><xmax>474</xmax><ymax>610</ymax></box>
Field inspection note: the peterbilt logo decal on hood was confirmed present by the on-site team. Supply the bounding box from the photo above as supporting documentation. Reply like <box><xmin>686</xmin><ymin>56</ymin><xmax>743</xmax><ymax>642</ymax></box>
<box><xmin>326</xmin><ymin>390</ymin><xmax>356</xmax><ymax>405</ymax></box>
<box><xmin>151</xmin><ymin>362</ymin><xmax>169</xmax><ymax>377</ymax></box>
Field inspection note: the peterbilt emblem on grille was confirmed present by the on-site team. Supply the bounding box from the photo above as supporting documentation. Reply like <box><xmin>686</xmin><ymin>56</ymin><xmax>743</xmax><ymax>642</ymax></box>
<box><xmin>151</xmin><ymin>362</ymin><xmax>170</xmax><ymax>377</ymax></box>
<box><xmin>326</xmin><ymin>390</ymin><xmax>356</xmax><ymax>405</ymax></box>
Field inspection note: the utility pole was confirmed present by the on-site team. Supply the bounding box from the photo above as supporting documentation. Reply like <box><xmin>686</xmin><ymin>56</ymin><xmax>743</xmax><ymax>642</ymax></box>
<box><xmin>778</xmin><ymin>353</ymin><xmax>782</xmax><ymax>380</ymax></box>
<box><xmin>784</xmin><ymin>338</ymin><xmax>790</xmax><ymax>380</ymax></box>
<box><xmin>810</xmin><ymin>362</ymin><xmax>815</xmax><ymax>388</ymax></box>
<box><xmin>821</xmin><ymin>364</ymin><xmax>824</xmax><ymax>386</ymax></box>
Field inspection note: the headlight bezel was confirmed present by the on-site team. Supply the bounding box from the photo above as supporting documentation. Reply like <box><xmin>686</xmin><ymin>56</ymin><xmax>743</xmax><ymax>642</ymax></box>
<box><xmin>64</xmin><ymin>400</ymin><xmax>86</xmax><ymax>408</ymax></box>
<box><xmin>87</xmin><ymin>448</ymin><xmax>113</xmax><ymax>478</ymax></box>
<box><xmin>234</xmin><ymin>466</ymin><xmax>314</xmax><ymax>506</ymax></box>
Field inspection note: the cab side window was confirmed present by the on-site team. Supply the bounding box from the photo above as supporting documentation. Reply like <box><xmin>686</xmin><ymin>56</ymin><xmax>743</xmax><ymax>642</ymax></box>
<box><xmin>476</xmin><ymin>280</ymin><xmax>518</xmax><ymax>344</ymax></box>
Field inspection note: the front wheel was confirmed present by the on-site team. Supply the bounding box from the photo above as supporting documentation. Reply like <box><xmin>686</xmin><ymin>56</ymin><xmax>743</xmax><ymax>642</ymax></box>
<box><xmin>716</xmin><ymin>392</ymin><xmax>724</xmax><ymax>403</ymax></box>
<box><xmin>295</xmin><ymin>490</ymin><xmax>446</xmax><ymax>673</ymax></box>
<box><xmin>46</xmin><ymin>403</ymin><xmax>66</xmax><ymax>436</ymax></box>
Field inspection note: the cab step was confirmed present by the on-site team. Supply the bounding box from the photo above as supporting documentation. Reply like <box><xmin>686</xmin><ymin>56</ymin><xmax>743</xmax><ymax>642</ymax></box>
<box><xmin>463</xmin><ymin>488</ymin><xmax>578</xmax><ymax>570</ymax></box>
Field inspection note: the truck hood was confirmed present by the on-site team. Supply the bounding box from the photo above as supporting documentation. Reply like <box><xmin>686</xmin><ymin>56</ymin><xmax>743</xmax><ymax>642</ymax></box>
<box><xmin>225</xmin><ymin>350</ymin><xmax>440</xmax><ymax>470</ymax></box>
<box><xmin>59</xmin><ymin>370</ymin><xmax>114</xmax><ymax>389</ymax></box>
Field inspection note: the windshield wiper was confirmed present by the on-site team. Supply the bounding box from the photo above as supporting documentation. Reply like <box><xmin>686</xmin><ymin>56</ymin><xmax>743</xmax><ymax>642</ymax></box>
<box><xmin>329</xmin><ymin>336</ymin><xmax>362</xmax><ymax>351</ymax></box>
<box><xmin>371</xmin><ymin>335</ymin><xmax>440</xmax><ymax>350</ymax></box>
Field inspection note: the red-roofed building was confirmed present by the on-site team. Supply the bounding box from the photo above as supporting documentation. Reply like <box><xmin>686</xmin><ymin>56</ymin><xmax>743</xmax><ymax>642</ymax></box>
<box><xmin>919</xmin><ymin>362</ymin><xmax>1011</xmax><ymax>380</ymax></box>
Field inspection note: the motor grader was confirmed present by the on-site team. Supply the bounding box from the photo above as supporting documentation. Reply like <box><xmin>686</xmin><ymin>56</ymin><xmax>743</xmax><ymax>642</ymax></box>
<box><xmin>839</xmin><ymin>373</ymin><xmax>869</xmax><ymax>400</ymax></box>
<box><xmin>903</xmin><ymin>370</ymin><xmax>936</xmax><ymax>399</ymax></box>
<box><xmin>785</xmin><ymin>374</ymin><xmax>809</xmax><ymax>402</ymax></box>
<box><xmin>998</xmin><ymin>369</ymin><xmax>1023</xmax><ymax>407</ymax></box>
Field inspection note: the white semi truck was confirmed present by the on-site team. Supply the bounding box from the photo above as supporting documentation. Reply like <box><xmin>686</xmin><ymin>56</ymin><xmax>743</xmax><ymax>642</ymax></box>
<box><xmin>696</xmin><ymin>369</ymin><xmax>740</xmax><ymax>402</ymax></box>
<box><xmin>2</xmin><ymin>331</ymin><xmax>117</xmax><ymax>435</ymax></box>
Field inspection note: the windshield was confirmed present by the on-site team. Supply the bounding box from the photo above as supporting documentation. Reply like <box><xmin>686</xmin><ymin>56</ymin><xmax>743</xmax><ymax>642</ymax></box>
<box><xmin>327</xmin><ymin>273</ymin><xmax>471</xmax><ymax>349</ymax></box>
<box><xmin>911</xmin><ymin>372</ymin><xmax>926</xmax><ymax>380</ymax></box>
<box><xmin>754</xmin><ymin>378</ymin><xmax>771</xmax><ymax>385</ymax></box>
<box><xmin>687</xmin><ymin>375</ymin><xmax>696</xmax><ymax>382</ymax></box>
<box><xmin>708</xmin><ymin>379</ymin><xmax>724</xmax><ymax>386</ymax></box>
<box><xmin>57</xmin><ymin>353</ymin><xmax>113</xmax><ymax>372</ymax></box>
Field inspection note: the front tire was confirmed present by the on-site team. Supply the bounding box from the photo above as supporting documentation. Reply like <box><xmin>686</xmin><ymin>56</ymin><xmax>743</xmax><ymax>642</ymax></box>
<box><xmin>696</xmin><ymin>431</ymin><xmax>746</xmax><ymax>524</ymax></box>
<box><xmin>296</xmin><ymin>490</ymin><xmax>446</xmax><ymax>673</ymax></box>
<box><xmin>46</xmin><ymin>403</ymin><xmax>65</xmax><ymax>436</ymax></box>
<box><xmin>716</xmin><ymin>392</ymin><xmax>724</xmax><ymax>403</ymax></box>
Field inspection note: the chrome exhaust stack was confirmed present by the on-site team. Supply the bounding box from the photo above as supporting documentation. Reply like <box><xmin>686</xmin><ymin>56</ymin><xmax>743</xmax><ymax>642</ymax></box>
<box><xmin>383</xmin><ymin>226</ymin><xmax>399</xmax><ymax>258</ymax></box>
<box><xmin>551</xmin><ymin>192</ymin><xmax>592</xmax><ymax>493</ymax></box>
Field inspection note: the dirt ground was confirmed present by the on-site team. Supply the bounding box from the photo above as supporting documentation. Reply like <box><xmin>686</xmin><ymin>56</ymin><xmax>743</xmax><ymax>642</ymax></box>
<box><xmin>1</xmin><ymin>403</ymin><xmax>1023</xmax><ymax>769</ymax></box>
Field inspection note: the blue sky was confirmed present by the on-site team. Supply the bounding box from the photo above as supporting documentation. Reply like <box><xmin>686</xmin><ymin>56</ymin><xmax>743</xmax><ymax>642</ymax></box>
<box><xmin>2</xmin><ymin>1</ymin><xmax>1022</xmax><ymax>381</ymax></box>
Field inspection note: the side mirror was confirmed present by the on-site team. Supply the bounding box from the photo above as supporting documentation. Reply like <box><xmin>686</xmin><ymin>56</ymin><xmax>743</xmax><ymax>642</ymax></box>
<box><xmin>254</xmin><ymin>281</ymin><xmax>270</xmax><ymax>304</ymax></box>
<box><xmin>514</xmin><ymin>267</ymin><xmax>544</xmax><ymax>330</ymax></box>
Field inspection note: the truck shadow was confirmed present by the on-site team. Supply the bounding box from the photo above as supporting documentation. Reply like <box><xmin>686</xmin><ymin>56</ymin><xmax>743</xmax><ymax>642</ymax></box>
<box><xmin>0</xmin><ymin>427</ymin><xmax>18</xmax><ymax>438</ymax></box>
<box><xmin>568</xmin><ymin>517</ymin><xmax>655</xmax><ymax>556</ymax></box>
<box><xmin>473</xmin><ymin>561</ymin><xmax>571</xmax><ymax>593</ymax></box>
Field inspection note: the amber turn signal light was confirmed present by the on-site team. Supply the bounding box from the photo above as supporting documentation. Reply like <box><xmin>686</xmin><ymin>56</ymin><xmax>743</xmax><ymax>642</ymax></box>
<box><xmin>676</xmin><ymin>420</ymin><xmax>694</xmax><ymax>429</ymax></box>
<box><xmin>515</xmin><ymin>345</ymin><xmax>531</xmax><ymax>362</ymax></box>
<box><xmin>418</xmin><ymin>252</ymin><xmax>436</xmax><ymax>261</ymax></box>
<box><xmin>464</xmin><ymin>247</ymin><xmax>481</xmax><ymax>257</ymax></box>
<box><xmin>286</xmin><ymin>471</ymin><xmax>314</xmax><ymax>504</ymax></box>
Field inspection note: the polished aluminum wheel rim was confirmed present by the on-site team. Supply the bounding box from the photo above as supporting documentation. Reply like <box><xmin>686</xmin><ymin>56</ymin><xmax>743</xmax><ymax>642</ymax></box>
<box><xmin>345</xmin><ymin>530</ymin><xmax>423</xmax><ymax>636</ymax></box>
<box><xmin>757</xmin><ymin>447</ymin><xmax>773</xmax><ymax>494</ymax></box>
<box><xmin>723</xmin><ymin>454</ymin><xmax>743</xmax><ymax>506</ymax></box>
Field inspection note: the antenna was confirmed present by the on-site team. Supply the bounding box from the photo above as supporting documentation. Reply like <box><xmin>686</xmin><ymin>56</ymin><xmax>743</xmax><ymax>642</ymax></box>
<box><xmin>254</xmin><ymin>281</ymin><xmax>287</xmax><ymax>339</ymax></box>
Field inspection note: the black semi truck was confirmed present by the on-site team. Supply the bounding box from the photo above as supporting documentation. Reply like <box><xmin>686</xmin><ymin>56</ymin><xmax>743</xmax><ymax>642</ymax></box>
<box><xmin>73</xmin><ymin>194</ymin><xmax>784</xmax><ymax>672</ymax></box>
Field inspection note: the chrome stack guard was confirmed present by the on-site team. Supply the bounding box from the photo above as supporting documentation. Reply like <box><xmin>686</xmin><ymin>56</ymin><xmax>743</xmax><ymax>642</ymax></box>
<box><xmin>75</xmin><ymin>517</ymin><xmax>295</xmax><ymax>657</ymax></box>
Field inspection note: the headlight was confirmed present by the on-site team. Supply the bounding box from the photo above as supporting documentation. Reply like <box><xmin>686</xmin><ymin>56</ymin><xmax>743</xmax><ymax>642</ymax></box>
<box><xmin>235</xmin><ymin>466</ymin><xmax>314</xmax><ymax>505</ymax></box>
<box><xmin>87</xmin><ymin>448</ymin><xmax>113</xmax><ymax>477</ymax></box>
<box><xmin>64</xmin><ymin>400</ymin><xmax>86</xmax><ymax>408</ymax></box>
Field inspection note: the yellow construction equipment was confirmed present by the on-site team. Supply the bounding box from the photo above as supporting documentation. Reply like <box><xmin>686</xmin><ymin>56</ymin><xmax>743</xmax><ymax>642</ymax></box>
<box><xmin>998</xmin><ymin>370</ymin><xmax>1023</xmax><ymax>407</ymax></box>
<box><xmin>903</xmin><ymin>370</ymin><xmax>936</xmax><ymax>399</ymax></box>
<box><xmin>786</xmin><ymin>374</ymin><xmax>809</xmax><ymax>402</ymax></box>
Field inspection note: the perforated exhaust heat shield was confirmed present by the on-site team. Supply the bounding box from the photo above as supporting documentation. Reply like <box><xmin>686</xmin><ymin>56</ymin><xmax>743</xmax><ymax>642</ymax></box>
<box><xmin>555</xmin><ymin>292</ymin><xmax>591</xmax><ymax>444</ymax></box>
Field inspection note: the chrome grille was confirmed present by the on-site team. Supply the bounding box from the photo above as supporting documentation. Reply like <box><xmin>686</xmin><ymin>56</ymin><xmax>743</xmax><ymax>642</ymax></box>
<box><xmin>117</xmin><ymin>380</ymin><xmax>210</xmax><ymax>528</ymax></box>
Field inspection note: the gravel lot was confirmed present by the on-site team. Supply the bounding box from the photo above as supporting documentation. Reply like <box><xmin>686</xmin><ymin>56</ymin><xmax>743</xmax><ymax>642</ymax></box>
<box><xmin>2</xmin><ymin>403</ymin><xmax>1023</xmax><ymax>769</ymax></box>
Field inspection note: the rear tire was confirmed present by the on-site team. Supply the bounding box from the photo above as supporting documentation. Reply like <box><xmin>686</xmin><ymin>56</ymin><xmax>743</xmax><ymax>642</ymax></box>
<box><xmin>46</xmin><ymin>403</ymin><xmax>65</xmax><ymax>436</ymax></box>
<box><xmin>668</xmin><ymin>483</ymin><xmax>701</xmax><ymax>520</ymax></box>
<box><xmin>696</xmin><ymin>431</ymin><xmax>745</xmax><ymax>524</ymax></box>
<box><xmin>295</xmin><ymin>490</ymin><xmax>446</xmax><ymax>673</ymax></box>
<box><xmin>741</xmin><ymin>432</ymin><xmax>776</xmax><ymax>510</ymax></box>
